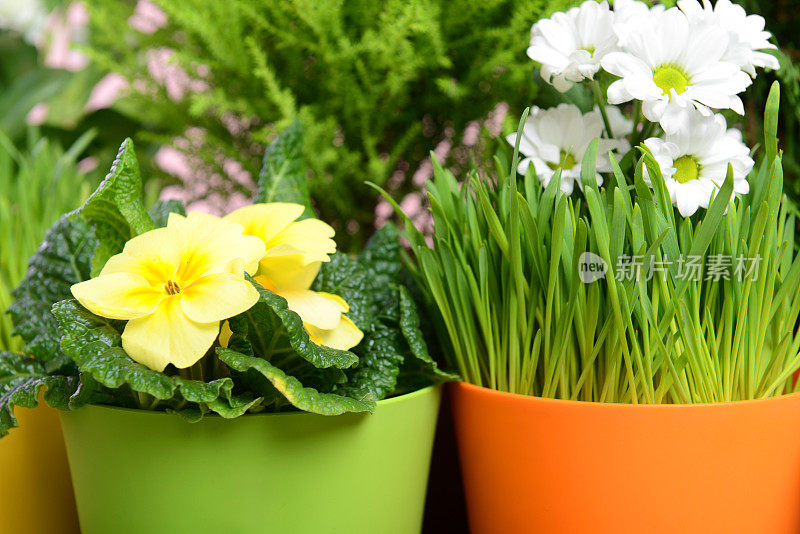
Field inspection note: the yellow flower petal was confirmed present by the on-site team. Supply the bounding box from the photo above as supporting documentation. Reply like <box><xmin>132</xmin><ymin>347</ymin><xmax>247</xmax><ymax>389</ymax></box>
<box><xmin>100</xmin><ymin>227</ymin><xmax>180</xmax><ymax>284</ymax></box>
<box><xmin>278</xmin><ymin>289</ymin><xmax>348</xmax><ymax>330</ymax></box>
<box><xmin>267</xmin><ymin>219</ymin><xmax>335</xmax><ymax>263</ymax></box>
<box><xmin>260</xmin><ymin>257</ymin><xmax>320</xmax><ymax>291</ymax></box>
<box><xmin>224</xmin><ymin>203</ymin><xmax>304</xmax><ymax>244</ymax></box>
<box><xmin>168</xmin><ymin>211</ymin><xmax>266</xmax><ymax>281</ymax></box>
<box><xmin>316</xmin><ymin>292</ymin><xmax>349</xmax><ymax>313</ymax></box>
<box><xmin>121</xmin><ymin>296</ymin><xmax>219</xmax><ymax>371</ymax></box>
<box><xmin>71</xmin><ymin>273</ymin><xmax>164</xmax><ymax>320</ymax></box>
<box><xmin>179</xmin><ymin>272</ymin><xmax>260</xmax><ymax>323</ymax></box>
<box><xmin>306</xmin><ymin>315</ymin><xmax>363</xmax><ymax>351</ymax></box>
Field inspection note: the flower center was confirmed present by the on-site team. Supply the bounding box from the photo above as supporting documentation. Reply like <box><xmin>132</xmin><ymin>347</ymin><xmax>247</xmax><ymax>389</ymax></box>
<box><xmin>673</xmin><ymin>156</ymin><xmax>700</xmax><ymax>184</ymax></box>
<box><xmin>547</xmin><ymin>151</ymin><xmax>577</xmax><ymax>171</ymax></box>
<box><xmin>582</xmin><ymin>45</ymin><xmax>596</xmax><ymax>57</ymax></box>
<box><xmin>653</xmin><ymin>64</ymin><xmax>690</xmax><ymax>96</ymax></box>
<box><xmin>164</xmin><ymin>279</ymin><xmax>181</xmax><ymax>295</ymax></box>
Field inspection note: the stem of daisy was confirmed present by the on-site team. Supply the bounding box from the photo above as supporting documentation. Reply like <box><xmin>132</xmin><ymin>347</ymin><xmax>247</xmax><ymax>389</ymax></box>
<box><xmin>591</xmin><ymin>80</ymin><xmax>615</xmax><ymax>139</ymax></box>
<box><xmin>639</xmin><ymin>121</ymin><xmax>657</xmax><ymax>144</ymax></box>
<box><xmin>631</xmin><ymin>100</ymin><xmax>642</xmax><ymax>140</ymax></box>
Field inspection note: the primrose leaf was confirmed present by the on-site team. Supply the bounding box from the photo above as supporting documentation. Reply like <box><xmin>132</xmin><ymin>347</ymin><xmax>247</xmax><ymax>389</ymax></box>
<box><xmin>398</xmin><ymin>287</ymin><xmax>459</xmax><ymax>383</ymax></box>
<box><xmin>172</xmin><ymin>377</ymin><xmax>235</xmax><ymax>403</ymax></box>
<box><xmin>71</xmin><ymin>138</ymin><xmax>155</xmax><ymax>274</ymax></box>
<box><xmin>51</xmin><ymin>299</ymin><xmax>122</xmax><ymax>366</ymax></box>
<box><xmin>217</xmin><ymin>348</ymin><xmax>375</xmax><ymax>415</ymax></box>
<box><xmin>336</xmin><ymin>326</ymin><xmax>405</xmax><ymax>401</ymax></box>
<box><xmin>54</xmin><ymin>299</ymin><xmax>285</xmax><ymax>417</ymax></box>
<box><xmin>148</xmin><ymin>199</ymin><xmax>186</xmax><ymax>228</ymax></box>
<box><xmin>203</xmin><ymin>395</ymin><xmax>263</xmax><ymax>418</ymax></box>
<box><xmin>0</xmin><ymin>351</ymin><xmax>81</xmax><ymax>437</ymax></box>
<box><xmin>358</xmin><ymin>222</ymin><xmax>403</xmax><ymax>285</ymax></box>
<box><xmin>313</xmin><ymin>252</ymin><xmax>372</xmax><ymax>331</ymax></box>
<box><xmin>172</xmin><ymin>376</ymin><xmax>263</xmax><ymax>418</ymax></box>
<box><xmin>9</xmin><ymin>216</ymin><xmax>95</xmax><ymax>372</ymax></box>
<box><xmin>52</xmin><ymin>300</ymin><xmax>175</xmax><ymax>400</ymax></box>
<box><xmin>79</xmin><ymin>348</ymin><xmax>176</xmax><ymax>400</ymax></box>
<box><xmin>242</xmin><ymin>278</ymin><xmax>359</xmax><ymax>369</ymax></box>
<box><xmin>255</xmin><ymin>120</ymin><xmax>313</xmax><ymax>217</ymax></box>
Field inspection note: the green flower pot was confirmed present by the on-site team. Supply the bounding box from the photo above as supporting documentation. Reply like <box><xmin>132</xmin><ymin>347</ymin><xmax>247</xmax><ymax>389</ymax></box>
<box><xmin>60</xmin><ymin>385</ymin><xmax>441</xmax><ymax>534</ymax></box>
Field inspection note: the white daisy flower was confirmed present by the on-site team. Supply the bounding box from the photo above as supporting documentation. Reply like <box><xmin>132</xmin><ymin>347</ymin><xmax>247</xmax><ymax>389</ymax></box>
<box><xmin>612</xmin><ymin>0</ymin><xmax>665</xmax><ymax>46</ymax></box>
<box><xmin>506</xmin><ymin>104</ymin><xmax>630</xmax><ymax>194</ymax></box>
<box><xmin>677</xmin><ymin>0</ymin><xmax>779</xmax><ymax>77</ymax></box>
<box><xmin>601</xmin><ymin>7</ymin><xmax>752</xmax><ymax>135</ymax></box>
<box><xmin>642</xmin><ymin>113</ymin><xmax>753</xmax><ymax>217</ymax></box>
<box><xmin>527</xmin><ymin>0</ymin><xmax>619</xmax><ymax>93</ymax></box>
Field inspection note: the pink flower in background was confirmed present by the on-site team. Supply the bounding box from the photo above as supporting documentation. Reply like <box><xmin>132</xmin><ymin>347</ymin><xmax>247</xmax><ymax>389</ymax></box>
<box><xmin>128</xmin><ymin>0</ymin><xmax>167</xmax><ymax>34</ymax></box>
<box><xmin>147</xmin><ymin>48</ymin><xmax>209</xmax><ymax>101</ymax></box>
<box><xmin>85</xmin><ymin>73</ymin><xmax>129</xmax><ymax>112</ymax></box>
<box><xmin>43</xmin><ymin>2</ymin><xmax>89</xmax><ymax>71</ymax></box>
<box><xmin>77</xmin><ymin>156</ymin><xmax>98</xmax><ymax>173</ymax></box>
<box><xmin>26</xmin><ymin>102</ymin><xmax>49</xmax><ymax>125</ymax></box>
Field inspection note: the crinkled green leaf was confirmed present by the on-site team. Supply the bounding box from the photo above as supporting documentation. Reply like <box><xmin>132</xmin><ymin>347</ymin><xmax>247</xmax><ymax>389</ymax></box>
<box><xmin>148</xmin><ymin>198</ymin><xmax>186</xmax><ymax>228</ymax></box>
<box><xmin>70</xmin><ymin>138</ymin><xmax>155</xmax><ymax>274</ymax></box>
<box><xmin>204</xmin><ymin>395</ymin><xmax>263</xmax><ymax>418</ymax></box>
<box><xmin>255</xmin><ymin>120</ymin><xmax>313</xmax><ymax>217</ymax></box>
<box><xmin>9</xmin><ymin>216</ymin><xmax>95</xmax><ymax>372</ymax></box>
<box><xmin>336</xmin><ymin>326</ymin><xmax>404</xmax><ymax>401</ymax></box>
<box><xmin>358</xmin><ymin>222</ymin><xmax>403</xmax><ymax>288</ymax></box>
<box><xmin>53</xmin><ymin>299</ymin><xmax>265</xmax><ymax>418</ymax></box>
<box><xmin>0</xmin><ymin>351</ymin><xmax>80</xmax><ymax>437</ymax></box>
<box><xmin>244</xmin><ymin>278</ymin><xmax>359</xmax><ymax>369</ymax></box>
<box><xmin>172</xmin><ymin>376</ymin><xmax>263</xmax><ymax>418</ymax></box>
<box><xmin>79</xmin><ymin>347</ymin><xmax>177</xmax><ymax>400</ymax></box>
<box><xmin>217</xmin><ymin>348</ymin><xmax>374</xmax><ymax>415</ymax></box>
<box><xmin>398</xmin><ymin>286</ymin><xmax>459</xmax><ymax>382</ymax></box>
<box><xmin>51</xmin><ymin>300</ymin><xmax>122</xmax><ymax>365</ymax></box>
<box><xmin>313</xmin><ymin>253</ymin><xmax>372</xmax><ymax>331</ymax></box>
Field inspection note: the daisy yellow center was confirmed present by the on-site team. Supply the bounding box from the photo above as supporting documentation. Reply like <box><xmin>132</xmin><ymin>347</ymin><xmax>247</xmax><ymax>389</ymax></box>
<box><xmin>582</xmin><ymin>45</ymin><xmax>596</xmax><ymax>56</ymax></box>
<box><xmin>653</xmin><ymin>64</ymin><xmax>691</xmax><ymax>96</ymax></box>
<box><xmin>547</xmin><ymin>151</ymin><xmax>577</xmax><ymax>171</ymax></box>
<box><xmin>164</xmin><ymin>279</ymin><xmax>182</xmax><ymax>295</ymax></box>
<box><xmin>674</xmin><ymin>156</ymin><xmax>700</xmax><ymax>184</ymax></box>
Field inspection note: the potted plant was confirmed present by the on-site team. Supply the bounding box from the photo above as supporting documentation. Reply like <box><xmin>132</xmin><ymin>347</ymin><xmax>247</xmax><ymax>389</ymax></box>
<box><xmin>378</xmin><ymin>1</ymin><xmax>800</xmax><ymax>532</ymax></box>
<box><xmin>0</xmin><ymin>122</ymin><xmax>453</xmax><ymax>534</ymax></box>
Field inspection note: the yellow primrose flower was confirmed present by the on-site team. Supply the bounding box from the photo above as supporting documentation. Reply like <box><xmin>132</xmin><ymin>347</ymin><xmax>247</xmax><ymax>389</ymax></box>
<box><xmin>225</xmin><ymin>203</ymin><xmax>363</xmax><ymax>351</ymax></box>
<box><xmin>71</xmin><ymin>212</ymin><xmax>266</xmax><ymax>371</ymax></box>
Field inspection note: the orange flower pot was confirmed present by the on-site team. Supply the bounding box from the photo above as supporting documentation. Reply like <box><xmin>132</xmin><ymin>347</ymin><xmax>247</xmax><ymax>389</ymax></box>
<box><xmin>451</xmin><ymin>382</ymin><xmax>800</xmax><ymax>534</ymax></box>
<box><xmin>0</xmin><ymin>404</ymin><xmax>79</xmax><ymax>534</ymax></box>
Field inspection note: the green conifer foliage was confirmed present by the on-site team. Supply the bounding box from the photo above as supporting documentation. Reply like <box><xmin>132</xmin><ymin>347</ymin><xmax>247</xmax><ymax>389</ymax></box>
<box><xmin>85</xmin><ymin>0</ymin><xmax>577</xmax><ymax>249</ymax></box>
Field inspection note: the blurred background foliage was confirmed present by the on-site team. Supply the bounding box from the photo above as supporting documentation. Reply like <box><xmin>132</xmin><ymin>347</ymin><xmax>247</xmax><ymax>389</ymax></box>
<box><xmin>1</xmin><ymin>0</ymin><xmax>800</xmax><ymax>350</ymax></box>
<box><xmin>84</xmin><ymin>0</ymin><xmax>578</xmax><ymax>249</ymax></box>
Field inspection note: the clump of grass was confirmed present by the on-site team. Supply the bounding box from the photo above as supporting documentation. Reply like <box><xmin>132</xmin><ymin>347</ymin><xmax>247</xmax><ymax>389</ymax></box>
<box><xmin>0</xmin><ymin>129</ymin><xmax>98</xmax><ymax>351</ymax></box>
